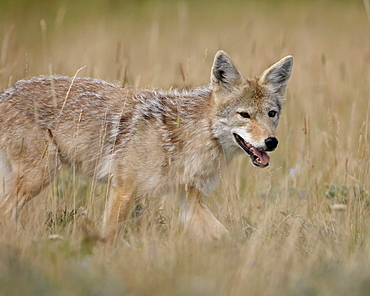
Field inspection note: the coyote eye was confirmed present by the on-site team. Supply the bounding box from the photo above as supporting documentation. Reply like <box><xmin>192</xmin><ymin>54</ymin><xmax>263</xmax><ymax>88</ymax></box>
<box><xmin>238</xmin><ymin>112</ymin><xmax>250</xmax><ymax>119</ymax></box>
<box><xmin>268</xmin><ymin>110</ymin><xmax>277</xmax><ymax>117</ymax></box>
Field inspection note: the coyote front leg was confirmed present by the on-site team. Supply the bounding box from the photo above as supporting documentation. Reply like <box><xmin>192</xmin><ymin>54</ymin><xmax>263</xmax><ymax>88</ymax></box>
<box><xmin>182</xmin><ymin>186</ymin><xmax>229</xmax><ymax>240</ymax></box>
<box><xmin>103</xmin><ymin>177</ymin><xmax>135</xmax><ymax>241</ymax></box>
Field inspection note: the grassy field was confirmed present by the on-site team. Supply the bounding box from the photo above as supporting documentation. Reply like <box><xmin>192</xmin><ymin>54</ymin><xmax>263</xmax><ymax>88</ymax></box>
<box><xmin>0</xmin><ymin>0</ymin><xmax>370</xmax><ymax>295</ymax></box>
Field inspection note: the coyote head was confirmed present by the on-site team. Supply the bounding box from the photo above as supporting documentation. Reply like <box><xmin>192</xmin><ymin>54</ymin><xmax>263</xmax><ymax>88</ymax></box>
<box><xmin>211</xmin><ymin>51</ymin><xmax>293</xmax><ymax>168</ymax></box>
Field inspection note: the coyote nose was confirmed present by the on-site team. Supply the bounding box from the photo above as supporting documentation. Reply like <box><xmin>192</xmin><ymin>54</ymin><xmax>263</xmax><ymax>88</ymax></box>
<box><xmin>265</xmin><ymin>137</ymin><xmax>278</xmax><ymax>151</ymax></box>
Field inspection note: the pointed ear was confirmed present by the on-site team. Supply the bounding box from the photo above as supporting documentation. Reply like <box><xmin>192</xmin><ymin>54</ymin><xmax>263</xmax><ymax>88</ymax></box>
<box><xmin>259</xmin><ymin>56</ymin><xmax>293</xmax><ymax>96</ymax></box>
<box><xmin>211</xmin><ymin>50</ymin><xmax>244</xmax><ymax>92</ymax></box>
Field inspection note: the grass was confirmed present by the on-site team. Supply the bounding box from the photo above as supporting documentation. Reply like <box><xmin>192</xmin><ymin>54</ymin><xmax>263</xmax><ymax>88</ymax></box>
<box><xmin>0</xmin><ymin>0</ymin><xmax>370</xmax><ymax>295</ymax></box>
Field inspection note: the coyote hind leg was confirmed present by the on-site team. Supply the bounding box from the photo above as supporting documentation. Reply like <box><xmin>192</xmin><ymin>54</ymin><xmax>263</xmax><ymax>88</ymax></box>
<box><xmin>0</xmin><ymin>143</ymin><xmax>60</xmax><ymax>224</ymax></box>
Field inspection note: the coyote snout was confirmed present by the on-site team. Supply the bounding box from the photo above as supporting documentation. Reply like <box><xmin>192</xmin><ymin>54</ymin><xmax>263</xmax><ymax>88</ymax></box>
<box><xmin>265</xmin><ymin>137</ymin><xmax>278</xmax><ymax>151</ymax></box>
<box><xmin>0</xmin><ymin>50</ymin><xmax>293</xmax><ymax>241</ymax></box>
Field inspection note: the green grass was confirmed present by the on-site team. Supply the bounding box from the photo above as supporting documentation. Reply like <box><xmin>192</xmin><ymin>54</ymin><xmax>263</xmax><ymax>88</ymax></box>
<box><xmin>1</xmin><ymin>0</ymin><xmax>370</xmax><ymax>295</ymax></box>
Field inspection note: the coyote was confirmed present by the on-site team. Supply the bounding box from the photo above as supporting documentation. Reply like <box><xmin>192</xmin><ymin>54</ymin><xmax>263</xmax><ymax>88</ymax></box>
<box><xmin>0</xmin><ymin>51</ymin><xmax>293</xmax><ymax>240</ymax></box>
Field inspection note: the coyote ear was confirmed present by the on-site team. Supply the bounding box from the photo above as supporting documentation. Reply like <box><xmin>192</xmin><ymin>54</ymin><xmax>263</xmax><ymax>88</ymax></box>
<box><xmin>259</xmin><ymin>56</ymin><xmax>293</xmax><ymax>96</ymax></box>
<box><xmin>211</xmin><ymin>50</ymin><xmax>243</xmax><ymax>92</ymax></box>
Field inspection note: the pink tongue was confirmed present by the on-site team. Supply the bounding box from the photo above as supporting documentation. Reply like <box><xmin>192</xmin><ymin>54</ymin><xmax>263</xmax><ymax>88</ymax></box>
<box><xmin>252</xmin><ymin>148</ymin><xmax>270</xmax><ymax>165</ymax></box>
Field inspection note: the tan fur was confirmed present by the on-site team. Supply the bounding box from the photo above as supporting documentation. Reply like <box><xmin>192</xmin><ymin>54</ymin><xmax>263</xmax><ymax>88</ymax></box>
<box><xmin>0</xmin><ymin>51</ymin><xmax>293</xmax><ymax>241</ymax></box>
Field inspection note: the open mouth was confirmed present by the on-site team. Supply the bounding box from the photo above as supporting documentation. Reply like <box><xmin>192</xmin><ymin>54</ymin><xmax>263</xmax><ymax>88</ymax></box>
<box><xmin>233</xmin><ymin>133</ymin><xmax>270</xmax><ymax>168</ymax></box>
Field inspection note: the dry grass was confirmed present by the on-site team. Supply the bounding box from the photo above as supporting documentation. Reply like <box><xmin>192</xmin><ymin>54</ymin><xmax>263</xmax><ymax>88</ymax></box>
<box><xmin>0</xmin><ymin>0</ymin><xmax>370</xmax><ymax>295</ymax></box>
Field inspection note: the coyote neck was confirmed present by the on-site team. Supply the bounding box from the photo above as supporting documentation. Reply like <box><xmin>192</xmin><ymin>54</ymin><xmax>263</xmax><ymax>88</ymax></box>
<box><xmin>130</xmin><ymin>86</ymin><xmax>227</xmax><ymax>196</ymax></box>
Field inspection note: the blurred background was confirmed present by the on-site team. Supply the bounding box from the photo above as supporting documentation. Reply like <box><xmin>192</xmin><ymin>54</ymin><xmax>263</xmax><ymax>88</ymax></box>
<box><xmin>0</xmin><ymin>1</ymin><xmax>370</xmax><ymax>295</ymax></box>
<box><xmin>1</xmin><ymin>0</ymin><xmax>367</xmax><ymax>87</ymax></box>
